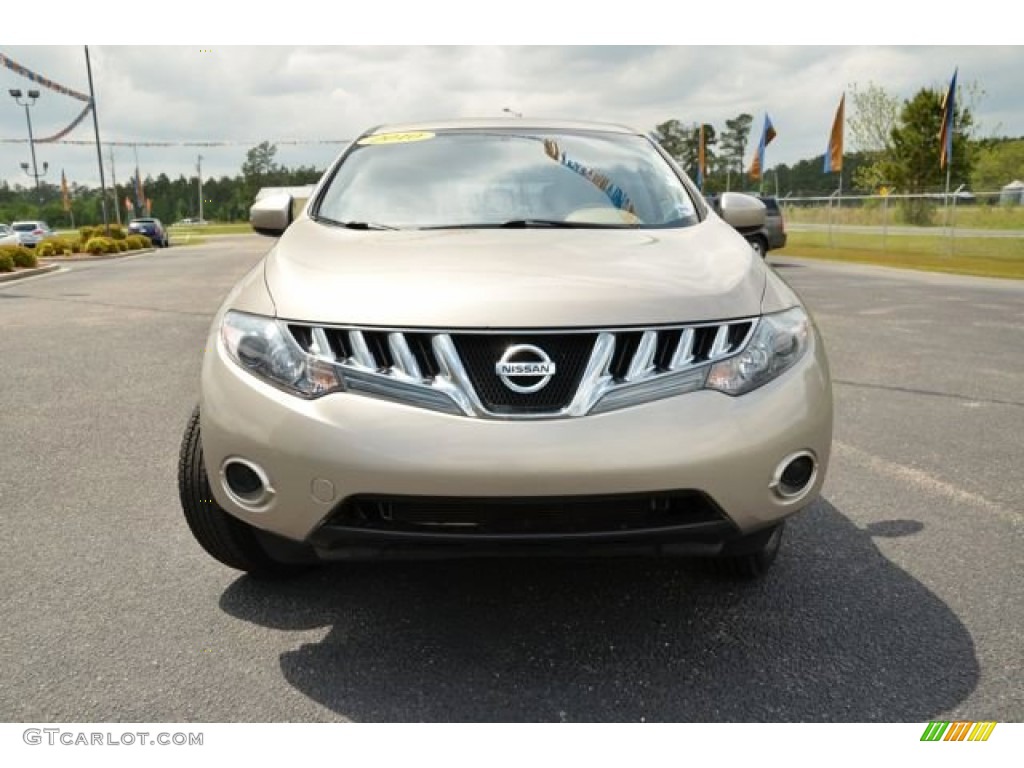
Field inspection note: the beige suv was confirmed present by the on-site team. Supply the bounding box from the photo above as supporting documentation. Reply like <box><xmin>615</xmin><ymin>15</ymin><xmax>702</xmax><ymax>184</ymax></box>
<box><xmin>179</xmin><ymin>119</ymin><xmax>832</xmax><ymax>579</ymax></box>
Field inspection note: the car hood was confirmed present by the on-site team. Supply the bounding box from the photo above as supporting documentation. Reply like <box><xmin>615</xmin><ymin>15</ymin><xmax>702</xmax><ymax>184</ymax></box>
<box><xmin>263</xmin><ymin>216</ymin><xmax>766</xmax><ymax>328</ymax></box>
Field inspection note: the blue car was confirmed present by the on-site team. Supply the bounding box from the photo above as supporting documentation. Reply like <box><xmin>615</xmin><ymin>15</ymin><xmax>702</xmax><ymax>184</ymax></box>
<box><xmin>128</xmin><ymin>218</ymin><xmax>169</xmax><ymax>248</ymax></box>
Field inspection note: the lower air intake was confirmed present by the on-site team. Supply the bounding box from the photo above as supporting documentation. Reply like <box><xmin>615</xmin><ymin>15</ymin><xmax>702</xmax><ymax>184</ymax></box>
<box><xmin>327</xmin><ymin>491</ymin><xmax>726</xmax><ymax>535</ymax></box>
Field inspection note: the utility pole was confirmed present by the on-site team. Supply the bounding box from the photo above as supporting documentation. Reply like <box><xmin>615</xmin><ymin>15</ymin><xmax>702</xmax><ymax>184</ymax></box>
<box><xmin>109</xmin><ymin>146</ymin><xmax>121</xmax><ymax>225</ymax></box>
<box><xmin>197</xmin><ymin>154</ymin><xmax>204</xmax><ymax>223</ymax></box>
<box><xmin>84</xmin><ymin>46</ymin><xmax>109</xmax><ymax>234</ymax></box>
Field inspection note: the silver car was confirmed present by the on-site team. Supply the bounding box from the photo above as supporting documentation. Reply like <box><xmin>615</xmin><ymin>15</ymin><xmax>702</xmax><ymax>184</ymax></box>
<box><xmin>11</xmin><ymin>220</ymin><xmax>53</xmax><ymax>248</ymax></box>
<box><xmin>0</xmin><ymin>224</ymin><xmax>18</xmax><ymax>247</ymax></box>
<box><xmin>179</xmin><ymin>119</ymin><xmax>832</xmax><ymax>579</ymax></box>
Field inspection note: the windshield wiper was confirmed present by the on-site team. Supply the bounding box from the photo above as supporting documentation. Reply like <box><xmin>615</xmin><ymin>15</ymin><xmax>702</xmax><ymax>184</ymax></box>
<box><xmin>499</xmin><ymin>219</ymin><xmax>590</xmax><ymax>228</ymax></box>
<box><xmin>316</xmin><ymin>216</ymin><xmax>400</xmax><ymax>231</ymax></box>
<box><xmin>422</xmin><ymin>219</ymin><xmax>636</xmax><ymax>230</ymax></box>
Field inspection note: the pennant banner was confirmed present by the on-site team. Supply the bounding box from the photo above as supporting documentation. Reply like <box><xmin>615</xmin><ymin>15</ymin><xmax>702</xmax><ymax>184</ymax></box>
<box><xmin>824</xmin><ymin>94</ymin><xmax>845</xmax><ymax>174</ymax></box>
<box><xmin>61</xmin><ymin>170</ymin><xmax>71</xmax><ymax>211</ymax></box>
<box><xmin>697</xmin><ymin>124</ymin><xmax>706</xmax><ymax>190</ymax></box>
<box><xmin>0</xmin><ymin>137</ymin><xmax>351</xmax><ymax>147</ymax></box>
<box><xmin>749</xmin><ymin>114</ymin><xmax>777</xmax><ymax>180</ymax></box>
<box><xmin>939</xmin><ymin>68</ymin><xmax>958</xmax><ymax>170</ymax></box>
<box><xmin>36</xmin><ymin>102</ymin><xmax>94</xmax><ymax>143</ymax></box>
<box><xmin>0</xmin><ymin>52</ymin><xmax>91</xmax><ymax>101</ymax></box>
<box><xmin>135</xmin><ymin>166</ymin><xmax>145</xmax><ymax>210</ymax></box>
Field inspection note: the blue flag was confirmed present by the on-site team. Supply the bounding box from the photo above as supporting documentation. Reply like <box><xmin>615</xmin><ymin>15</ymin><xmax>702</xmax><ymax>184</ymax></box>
<box><xmin>940</xmin><ymin>68</ymin><xmax>958</xmax><ymax>170</ymax></box>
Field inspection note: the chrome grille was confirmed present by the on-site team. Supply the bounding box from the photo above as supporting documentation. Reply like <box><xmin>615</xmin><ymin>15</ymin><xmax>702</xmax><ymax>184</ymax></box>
<box><xmin>452</xmin><ymin>333</ymin><xmax>598</xmax><ymax>414</ymax></box>
<box><xmin>285</xmin><ymin>319</ymin><xmax>757</xmax><ymax>419</ymax></box>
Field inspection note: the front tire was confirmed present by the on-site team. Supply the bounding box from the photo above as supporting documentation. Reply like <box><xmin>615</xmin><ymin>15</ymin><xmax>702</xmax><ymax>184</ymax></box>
<box><xmin>178</xmin><ymin>406</ymin><xmax>304</xmax><ymax>577</ymax></box>
<box><xmin>708</xmin><ymin>522</ymin><xmax>784</xmax><ymax>579</ymax></box>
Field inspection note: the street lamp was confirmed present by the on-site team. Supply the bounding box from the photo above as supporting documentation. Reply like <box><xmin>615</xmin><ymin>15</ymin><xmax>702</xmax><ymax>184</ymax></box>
<box><xmin>502</xmin><ymin>107</ymin><xmax>522</xmax><ymax>118</ymax></box>
<box><xmin>9</xmin><ymin>88</ymin><xmax>47</xmax><ymax>206</ymax></box>
<box><xmin>20</xmin><ymin>161</ymin><xmax>48</xmax><ymax>183</ymax></box>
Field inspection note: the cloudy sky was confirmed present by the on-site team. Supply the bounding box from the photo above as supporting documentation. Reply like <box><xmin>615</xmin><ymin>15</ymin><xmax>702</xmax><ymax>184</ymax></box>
<box><xmin>1</xmin><ymin>45</ymin><xmax>1021</xmax><ymax>189</ymax></box>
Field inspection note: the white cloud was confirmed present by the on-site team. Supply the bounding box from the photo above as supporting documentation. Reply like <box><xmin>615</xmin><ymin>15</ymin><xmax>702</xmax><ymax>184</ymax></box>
<box><xmin>2</xmin><ymin>45</ymin><xmax>1021</xmax><ymax>189</ymax></box>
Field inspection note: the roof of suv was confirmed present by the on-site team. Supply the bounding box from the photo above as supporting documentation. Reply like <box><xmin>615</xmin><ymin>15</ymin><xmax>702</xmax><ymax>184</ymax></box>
<box><xmin>366</xmin><ymin>117</ymin><xmax>640</xmax><ymax>136</ymax></box>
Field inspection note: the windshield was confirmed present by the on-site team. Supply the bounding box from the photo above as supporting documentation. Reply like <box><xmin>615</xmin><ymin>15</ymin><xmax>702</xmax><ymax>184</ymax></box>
<box><xmin>13</xmin><ymin>223</ymin><xmax>43</xmax><ymax>232</ymax></box>
<box><xmin>315</xmin><ymin>130</ymin><xmax>699</xmax><ymax>230</ymax></box>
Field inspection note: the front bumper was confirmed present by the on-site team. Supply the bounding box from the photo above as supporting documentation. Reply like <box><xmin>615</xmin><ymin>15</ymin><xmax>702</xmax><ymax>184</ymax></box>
<box><xmin>199</xmin><ymin>327</ymin><xmax>832</xmax><ymax>553</ymax></box>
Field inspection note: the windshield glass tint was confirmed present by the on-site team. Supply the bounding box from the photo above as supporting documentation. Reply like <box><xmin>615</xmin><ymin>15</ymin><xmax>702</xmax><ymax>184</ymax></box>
<box><xmin>316</xmin><ymin>130</ymin><xmax>698</xmax><ymax>229</ymax></box>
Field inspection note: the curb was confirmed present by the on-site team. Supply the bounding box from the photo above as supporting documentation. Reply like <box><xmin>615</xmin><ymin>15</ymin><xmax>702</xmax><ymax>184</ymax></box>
<box><xmin>41</xmin><ymin>247</ymin><xmax>157</xmax><ymax>263</ymax></box>
<box><xmin>0</xmin><ymin>263</ymin><xmax>61</xmax><ymax>283</ymax></box>
<box><xmin>770</xmin><ymin>254</ymin><xmax>1024</xmax><ymax>286</ymax></box>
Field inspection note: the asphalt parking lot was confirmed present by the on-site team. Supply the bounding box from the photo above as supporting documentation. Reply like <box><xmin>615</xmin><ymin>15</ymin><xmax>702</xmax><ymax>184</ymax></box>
<box><xmin>0</xmin><ymin>237</ymin><xmax>1021</xmax><ymax>722</ymax></box>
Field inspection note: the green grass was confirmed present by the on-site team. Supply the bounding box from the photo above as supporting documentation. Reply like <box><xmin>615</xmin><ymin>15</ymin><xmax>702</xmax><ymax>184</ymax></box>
<box><xmin>54</xmin><ymin>222</ymin><xmax>252</xmax><ymax>238</ymax></box>
<box><xmin>945</xmin><ymin>206</ymin><xmax>1024</xmax><ymax>230</ymax></box>
<box><xmin>167</xmin><ymin>222</ymin><xmax>252</xmax><ymax>236</ymax></box>
<box><xmin>784</xmin><ymin>203</ymin><xmax>1024</xmax><ymax>230</ymax></box>
<box><xmin>778</xmin><ymin>230</ymin><xmax>1024</xmax><ymax>279</ymax></box>
<box><xmin>170</xmin><ymin>236</ymin><xmax>208</xmax><ymax>247</ymax></box>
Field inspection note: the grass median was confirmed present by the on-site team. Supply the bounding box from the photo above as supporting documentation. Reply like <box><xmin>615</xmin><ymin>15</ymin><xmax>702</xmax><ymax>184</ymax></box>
<box><xmin>167</xmin><ymin>222</ymin><xmax>253</xmax><ymax>237</ymax></box>
<box><xmin>776</xmin><ymin>230</ymin><xmax>1024</xmax><ymax>280</ymax></box>
<box><xmin>784</xmin><ymin>204</ymin><xmax>1024</xmax><ymax>231</ymax></box>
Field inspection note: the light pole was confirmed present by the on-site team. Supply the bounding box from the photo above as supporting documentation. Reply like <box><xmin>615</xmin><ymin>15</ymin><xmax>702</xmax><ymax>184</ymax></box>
<box><xmin>502</xmin><ymin>107</ymin><xmax>522</xmax><ymax>118</ymax></box>
<box><xmin>197</xmin><ymin>155</ymin><xmax>204</xmax><ymax>223</ymax></box>
<box><xmin>20</xmin><ymin>160</ymin><xmax>48</xmax><ymax>186</ymax></box>
<box><xmin>9</xmin><ymin>88</ymin><xmax>47</xmax><ymax>205</ymax></box>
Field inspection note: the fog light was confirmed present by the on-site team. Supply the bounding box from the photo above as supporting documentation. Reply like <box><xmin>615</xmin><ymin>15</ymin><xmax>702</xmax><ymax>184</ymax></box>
<box><xmin>221</xmin><ymin>459</ymin><xmax>274</xmax><ymax>506</ymax></box>
<box><xmin>772</xmin><ymin>452</ymin><xmax>817</xmax><ymax>499</ymax></box>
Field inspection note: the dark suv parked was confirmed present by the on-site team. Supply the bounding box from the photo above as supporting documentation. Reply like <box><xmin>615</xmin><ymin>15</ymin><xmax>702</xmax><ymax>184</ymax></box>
<box><xmin>707</xmin><ymin>195</ymin><xmax>786</xmax><ymax>258</ymax></box>
<box><xmin>128</xmin><ymin>218</ymin><xmax>169</xmax><ymax>248</ymax></box>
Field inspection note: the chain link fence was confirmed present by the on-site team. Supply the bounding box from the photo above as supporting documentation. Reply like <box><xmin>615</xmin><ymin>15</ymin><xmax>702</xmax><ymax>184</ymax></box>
<box><xmin>776</xmin><ymin>191</ymin><xmax>1024</xmax><ymax>266</ymax></box>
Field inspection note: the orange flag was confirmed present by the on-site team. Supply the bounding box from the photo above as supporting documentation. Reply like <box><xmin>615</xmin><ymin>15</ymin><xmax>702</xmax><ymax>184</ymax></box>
<box><xmin>824</xmin><ymin>94</ymin><xmax>845</xmax><ymax>173</ymax></box>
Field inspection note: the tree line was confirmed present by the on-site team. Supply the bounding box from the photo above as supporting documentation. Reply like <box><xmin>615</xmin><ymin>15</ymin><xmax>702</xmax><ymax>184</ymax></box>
<box><xmin>0</xmin><ymin>141</ymin><xmax>320</xmax><ymax>226</ymax></box>
<box><xmin>3</xmin><ymin>86</ymin><xmax>1022</xmax><ymax>227</ymax></box>
<box><xmin>654</xmin><ymin>79</ymin><xmax>1023</xmax><ymax>206</ymax></box>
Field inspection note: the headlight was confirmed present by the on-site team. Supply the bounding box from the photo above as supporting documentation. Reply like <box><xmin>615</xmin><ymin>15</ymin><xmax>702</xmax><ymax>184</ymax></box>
<box><xmin>219</xmin><ymin>310</ymin><xmax>344</xmax><ymax>398</ymax></box>
<box><xmin>705</xmin><ymin>306</ymin><xmax>810</xmax><ymax>396</ymax></box>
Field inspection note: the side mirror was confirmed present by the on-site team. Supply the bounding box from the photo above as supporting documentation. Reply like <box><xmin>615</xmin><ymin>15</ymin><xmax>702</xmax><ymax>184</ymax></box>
<box><xmin>718</xmin><ymin>192</ymin><xmax>766</xmax><ymax>230</ymax></box>
<box><xmin>250</xmin><ymin>193</ymin><xmax>293</xmax><ymax>237</ymax></box>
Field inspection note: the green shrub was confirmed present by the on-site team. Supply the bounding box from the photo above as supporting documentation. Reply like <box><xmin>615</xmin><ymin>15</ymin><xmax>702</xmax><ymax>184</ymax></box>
<box><xmin>116</xmin><ymin>239</ymin><xmax>130</xmax><ymax>252</ymax></box>
<box><xmin>79</xmin><ymin>224</ymin><xmax>127</xmax><ymax>241</ymax></box>
<box><xmin>52</xmin><ymin>237</ymin><xmax>74</xmax><ymax>255</ymax></box>
<box><xmin>0</xmin><ymin>252</ymin><xmax>13</xmax><ymax>272</ymax></box>
<box><xmin>15</xmin><ymin>248</ymin><xmax>38</xmax><ymax>268</ymax></box>
<box><xmin>0</xmin><ymin>244</ymin><xmax>36</xmax><ymax>268</ymax></box>
<box><xmin>84</xmin><ymin>236</ymin><xmax>117</xmax><ymax>255</ymax></box>
<box><xmin>125</xmin><ymin>234</ymin><xmax>151</xmax><ymax>250</ymax></box>
<box><xmin>71</xmin><ymin>238</ymin><xmax>85</xmax><ymax>253</ymax></box>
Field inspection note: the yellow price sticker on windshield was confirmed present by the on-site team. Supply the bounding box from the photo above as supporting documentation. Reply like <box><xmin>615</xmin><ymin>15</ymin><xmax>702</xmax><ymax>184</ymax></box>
<box><xmin>358</xmin><ymin>131</ymin><xmax>435</xmax><ymax>146</ymax></box>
